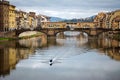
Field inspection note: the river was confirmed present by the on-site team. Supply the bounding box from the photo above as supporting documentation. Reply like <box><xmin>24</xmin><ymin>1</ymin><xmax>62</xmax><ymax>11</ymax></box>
<box><xmin>0</xmin><ymin>31</ymin><xmax>120</xmax><ymax>80</ymax></box>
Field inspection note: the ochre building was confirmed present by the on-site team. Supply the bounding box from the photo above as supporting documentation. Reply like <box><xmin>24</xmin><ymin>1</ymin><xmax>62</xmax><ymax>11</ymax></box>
<box><xmin>0</xmin><ymin>0</ymin><xmax>9</xmax><ymax>31</ymax></box>
<box><xmin>9</xmin><ymin>5</ymin><xmax>16</xmax><ymax>30</ymax></box>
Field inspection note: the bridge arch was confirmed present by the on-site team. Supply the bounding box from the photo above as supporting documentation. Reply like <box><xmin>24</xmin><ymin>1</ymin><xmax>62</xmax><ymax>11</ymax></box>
<box><xmin>54</xmin><ymin>30</ymin><xmax>90</xmax><ymax>37</ymax></box>
<box><xmin>15</xmin><ymin>29</ymin><xmax>48</xmax><ymax>37</ymax></box>
<box><xmin>109</xmin><ymin>10</ymin><xmax>120</xmax><ymax>29</ymax></box>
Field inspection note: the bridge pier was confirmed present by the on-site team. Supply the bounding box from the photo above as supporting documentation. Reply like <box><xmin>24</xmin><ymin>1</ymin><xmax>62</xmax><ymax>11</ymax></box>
<box><xmin>46</xmin><ymin>29</ymin><xmax>56</xmax><ymax>37</ymax></box>
<box><xmin>47</xmin><ymin>36</ymin><xmax>57</xmax><ymax>46</ymax></box>
<box><xmin>89</xmin><ymin>28</ymin><xmax>97</xmax><ymax>36</ymax></box>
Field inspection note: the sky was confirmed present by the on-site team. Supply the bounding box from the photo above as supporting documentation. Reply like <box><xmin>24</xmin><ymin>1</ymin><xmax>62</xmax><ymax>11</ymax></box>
<box><xmin>8</xmin><ymin>0</ymin><xmax>120</xmax><ymax>19</ymax></box>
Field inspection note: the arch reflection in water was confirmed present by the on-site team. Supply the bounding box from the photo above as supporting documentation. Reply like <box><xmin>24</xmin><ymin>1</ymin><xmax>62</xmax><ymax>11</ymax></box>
<box><xmin>18</xmin><ymin>35</ymin><xmax>47</xmax><ymax>48</ymax></box>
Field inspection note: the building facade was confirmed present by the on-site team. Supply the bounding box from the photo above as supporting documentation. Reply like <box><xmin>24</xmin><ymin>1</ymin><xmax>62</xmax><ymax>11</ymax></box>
<box><xmin>29</xmin><ymin>12</ymin><xmax>37</xmax><ymax>29</ymax></box>
<box><xmin>0</xmin><ymin>0</ymin><xmax>9</xmax><ymax>31</ymax></box>
<box><xmin>9</xmin><ymin>5</ymin><xmax>16</xmax><ymax>30</ymax></box>
<box><xmin>15</xmin><ymin>10</ymin><xmax>30</xmax><ymax>29</ymax></box>
<box><xmin>94</xmin><ymin>10</ymin><xmax>120</xmax><ymax>29</ymax></box>
<box><xmin>37</xmin><ymin>14</ymin><xmax>50</xmax><ymax>28</ymax></box>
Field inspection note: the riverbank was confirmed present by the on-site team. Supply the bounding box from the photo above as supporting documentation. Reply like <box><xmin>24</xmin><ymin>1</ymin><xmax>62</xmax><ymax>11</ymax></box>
<box><xmin>0</xmin><ymin>31</ymin><xmax>46</xmax><ymax>41</ymax></box>
<box><xmin>0</xmin><ymin>37</ymin><xmax>16</xmax><ymax>41</ymax></box>
<box><xmin>19</xmin><ymin>33</ymin><xmax>45</xmax><ymax>39</ymax></box>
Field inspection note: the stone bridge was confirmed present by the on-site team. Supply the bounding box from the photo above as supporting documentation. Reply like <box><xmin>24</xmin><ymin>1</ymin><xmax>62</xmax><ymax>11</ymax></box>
<box><xmin>14</xmin><ymin>27</ymin><xmax>120</xmax><ymax>37</ymax></box>
<box><xmin>2</xmin><ymin>21</ymin><xmax>120</xmax><ymax>37</ymax></box>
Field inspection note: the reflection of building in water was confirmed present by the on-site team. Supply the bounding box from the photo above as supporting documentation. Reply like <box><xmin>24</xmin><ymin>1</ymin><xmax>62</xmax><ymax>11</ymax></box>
<box><xmin>17</xmin><ymin>49</ymin><xmax>31</xmax><ymax>59</ymax></box>
<box><xmin>88</xmin><ymin>36</ymin><xmax>120</xmax><ymax>61</ymax></box>
<box><xmin>0</xmin><ymin>37</ymin><xmax>48</xmax><ymax>77</ymax></box>
<box><xmin>105</xmin><ymin>47</ymin><xmax>120</xmax><ymax>61</ymax></box>
<box><xmin>9</xmin><ymin>48</ymin><xmax>18</xmax><ymax>69</ymax></box>
<box><xmin>98</xmin><ymin>38</ymin><xmax>119</xmax><ymax>48</ymax></box>
<box><xmin>88</xmin><ymin>38</ymin><xmax>98</xmax><ymax>48</ymax></box>
<box><xmin>88</xmin><ymin>36</ymin><xmax>120</xmax><ymax>49</ymax></box>
<box><xmin>0</xmin><ymin>46</ymin><xmax>36</xmax><ymax>77</ymax></box>
<box><xmin>0</xmin><ymin>48</ymin><xmax>18</xmax><ymax>77</ymax></box>
<box><xmin>0</xmin><ymin>48</ymin><xmax>10</xmax><ymax>76</ymax></box>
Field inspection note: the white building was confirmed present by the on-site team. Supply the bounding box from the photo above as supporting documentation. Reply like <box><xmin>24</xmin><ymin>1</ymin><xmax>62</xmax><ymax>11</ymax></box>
<box><xmin>36</xmin><ymin>14</ymin><xmax>50</xmax><ymax>28</ymax></box>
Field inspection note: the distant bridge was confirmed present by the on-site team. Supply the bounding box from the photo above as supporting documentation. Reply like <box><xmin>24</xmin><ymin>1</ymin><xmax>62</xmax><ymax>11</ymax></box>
<box><xmin>14</xmin><ymin>27</ymin><xmax>120</xmax><ymax>37</ymax></box>
<box><xmin>1</xmin><ymin>22</ymin><xmax>120</xmax><ymax>38</ymax></box>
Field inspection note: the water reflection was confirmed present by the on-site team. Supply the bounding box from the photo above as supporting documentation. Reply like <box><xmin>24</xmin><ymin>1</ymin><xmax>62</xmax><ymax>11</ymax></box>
<box><xmin>19</xmin><ymin>35</ymin><xmax>47</xmax><ymax>48</ymax></box>
<box><xmin>0</xmin><ymin>35</ymin><xmax>47</xmax><ymax>77</ymax></box>
<box><xmin>87</xmin><ymin>34</ymin><xmax>120</xmax><ymax>61</ymax></box>
<box><xmin>0</xmin><ymin>32</ymin><xmax>120</xmax><ymax>80</ymax></box>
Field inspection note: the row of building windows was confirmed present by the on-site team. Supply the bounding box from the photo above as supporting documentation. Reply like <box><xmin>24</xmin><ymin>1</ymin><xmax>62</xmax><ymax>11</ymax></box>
<box><xmin>2</xmin><ymin>7</ymin><xmax>9</xmax><ymax>11</ymax></box>
<box><xmin>9</xmin><ymin>14</ymin><xmax>15</xmax><ymax>17</ymax></box>
<box><xmin>9</xmin><ymin>10</ymin><xmax>15</xmax><ymax>13</ymax></box>
<box><xmin>3</xmin><ymin>20</ymin><xmax>9</xmax><ymax>23</ymax></box>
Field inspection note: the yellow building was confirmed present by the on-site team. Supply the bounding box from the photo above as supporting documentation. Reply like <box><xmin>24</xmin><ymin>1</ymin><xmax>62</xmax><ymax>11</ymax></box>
<box><xmin>29</xmin><ymin>15</ymin><xmax>33</xmax><ymax>27</ymax></box>
<box><xmin>108</xmin><ymin>10</ymin><xmax>120</xmax><ymax>29</ymax></box>
<box><xmin>0</xmin><ymin>48</ymin><xmax>9</xmax><ymax>76</ymax></box>
<box><xmin>0</xmin><ymin>0</ymin><xmax>9</xmax><ymax>31</ymax></box>
<box><xmin>94</xmin><ymin>12</ymin><xmax>106</xmax><ymax>28</ymax></box>
<box><xmin>94</xmin><ymin>10</ymin><xmax>120</xmax><ymax>29</ymax></box>
<box><xmin>29</xmin><ymin>12</ymin><xmax>37</xmax><ymax>28</ymax></box>
<box><xmin>0</xmin><ymin>0</ymin><xmax>16</xmax><ymax>31</ymax></box>
<box><xmin>9</xmin><ymin>5</ymin><xmax>16</xmax><ymax>30</ymax></box>
<box><xmin>9</xmin><ymin>48</ymin><xmax>17</xmax><ymax>69</ymax></box>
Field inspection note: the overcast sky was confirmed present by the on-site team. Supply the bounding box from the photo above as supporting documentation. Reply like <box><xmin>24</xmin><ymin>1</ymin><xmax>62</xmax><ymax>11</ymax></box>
<box><xmin>9</xmin><ymin>0</ymin><xmax>120</xmax><ymax>19</ymax></box>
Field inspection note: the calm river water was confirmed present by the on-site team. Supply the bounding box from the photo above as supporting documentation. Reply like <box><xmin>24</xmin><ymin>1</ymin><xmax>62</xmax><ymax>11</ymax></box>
<box><xmin>0</xmin><ymin>31</ymin><xmax>120</xmax><ymax>80</ymax></box>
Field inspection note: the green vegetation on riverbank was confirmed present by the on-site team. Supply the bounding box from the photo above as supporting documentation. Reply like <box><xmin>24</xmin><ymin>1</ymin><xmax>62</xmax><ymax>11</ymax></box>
<box><xmin>0</xmin><ymin>38</ymin><xmax>9</xmax><ymax>41</ymax></box>
<box><xmin>0</xmin><ymin>37</ymin><xmax>15</xmax><ymax>41</ymax></box>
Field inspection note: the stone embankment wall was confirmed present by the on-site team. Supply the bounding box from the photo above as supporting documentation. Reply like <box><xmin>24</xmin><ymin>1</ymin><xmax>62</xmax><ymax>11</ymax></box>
<box><xmin>19</xmin><ymin>31</ymin><xmax>39</xmax><ymax>37</ymax></box>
